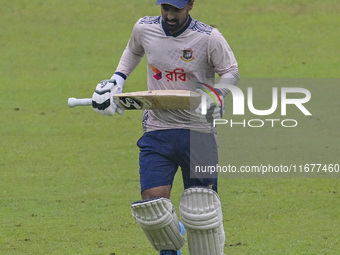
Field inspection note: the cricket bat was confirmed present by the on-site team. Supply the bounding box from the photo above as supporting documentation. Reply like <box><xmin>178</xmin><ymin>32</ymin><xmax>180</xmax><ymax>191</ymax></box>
<box><xmin>68</xmin><ymin>90</ymin><xmax>201</xmax><ymax>110</ymax></box>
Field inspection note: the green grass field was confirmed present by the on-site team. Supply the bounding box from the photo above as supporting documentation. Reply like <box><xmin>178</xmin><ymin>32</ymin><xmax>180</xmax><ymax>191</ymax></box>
<box><xmin>1</xmin><ymin>0</ymin><xmax>339</xmax><ymax>254</ymax></box>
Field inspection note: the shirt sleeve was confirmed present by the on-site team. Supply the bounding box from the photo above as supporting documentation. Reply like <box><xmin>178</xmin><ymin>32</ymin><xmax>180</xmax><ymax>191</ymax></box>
<box><xmin>208</xmin><ymin>28</ymin><xmax>239</xmax><ymax>80</ymax></box>
<box><xmin>208</xmin><ymin>28</ymin><xmax>239</xmax><ymax>96</ymax></box>
<box><xmin>115</xmin><ymin>19</ymin><xmax>145</xmax><ymax>78</ymax></box>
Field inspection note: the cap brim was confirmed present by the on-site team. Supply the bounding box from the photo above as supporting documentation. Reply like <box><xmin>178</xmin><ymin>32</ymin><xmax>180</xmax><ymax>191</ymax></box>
<box><xmin>155</xmin><ymin>0</ymin><xmax>188</xmax><ymax>9</ymax></box>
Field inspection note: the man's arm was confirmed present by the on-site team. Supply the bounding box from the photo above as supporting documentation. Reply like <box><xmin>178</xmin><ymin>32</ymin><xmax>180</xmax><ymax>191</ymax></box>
<box><xmin>208</xmin><ymin>28</ymin><xmax>239</xmax><ymax>96</ymax></box>
<box><xmin>92</xmin><ymin>19</ymin><xmax>145</xmax><ymax>115</ymax></box>
<box><xmin>194</xmin><ymin>28</ymin><xmax>239</xmax><ymax>120</ymax></box>
<box><xmin>114</xmin><ymin>19</ymin><xmax>145</xmax><ymax>81</ymax></box>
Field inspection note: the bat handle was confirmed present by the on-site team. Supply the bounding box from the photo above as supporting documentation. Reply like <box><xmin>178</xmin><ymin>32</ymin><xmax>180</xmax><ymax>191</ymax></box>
<box><xmin>68</xmin><ymin>97</ymin><xmax>92</xmax><ymax>107</ymax></box>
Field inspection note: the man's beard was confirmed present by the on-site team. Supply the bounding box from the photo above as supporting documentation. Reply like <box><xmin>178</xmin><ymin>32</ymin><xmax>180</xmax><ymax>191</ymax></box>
<box><xmin>164</xmin><ymin>18</ymin><xmax>185</xmax><ymax>33</ymax></box>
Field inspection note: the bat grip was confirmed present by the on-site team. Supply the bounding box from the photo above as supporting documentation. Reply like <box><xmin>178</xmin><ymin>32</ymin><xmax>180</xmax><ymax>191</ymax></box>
<box><xmin>68</xmin><ymin>97</ymin><xmax>92</xmax><ymax>107</ymax></box>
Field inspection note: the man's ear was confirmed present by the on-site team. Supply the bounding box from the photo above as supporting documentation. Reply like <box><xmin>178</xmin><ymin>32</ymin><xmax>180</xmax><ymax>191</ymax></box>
<box><xmin>188</xmin><ymin>0</ymin><xmax>194</xmax><ymax>11</ymax></box>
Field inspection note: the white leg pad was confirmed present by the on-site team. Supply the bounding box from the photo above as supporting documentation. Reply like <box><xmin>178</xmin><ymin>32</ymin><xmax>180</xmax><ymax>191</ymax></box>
<box><xmin>131</xmin><ymin>197</ymin><xmax>185</xmax><ymax>251</ymax></box>
<box><xmin>179</xmin><ymin>187</ymin><xmax>225</xmax><ymax>255</ymax></box>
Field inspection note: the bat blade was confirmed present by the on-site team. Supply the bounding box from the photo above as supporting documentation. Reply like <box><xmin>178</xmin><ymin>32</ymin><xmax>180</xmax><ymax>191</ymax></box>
<box><xmin>114</xmin><ymin>90</ymin><xmax>201</xmax><ymax>110</ymax></box>
<box><xmin>68</xmin><ymin>90</ymin><xmax>201</xmax><ymax>110</ymax></box>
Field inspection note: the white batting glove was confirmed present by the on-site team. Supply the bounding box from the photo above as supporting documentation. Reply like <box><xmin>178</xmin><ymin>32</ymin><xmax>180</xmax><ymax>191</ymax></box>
<box><xmin>92</xmin><ymin>79</ymin><xmax>124</xmax><ymax>115</ymax></box>
<box><xmin>195</xmin><ymin>88</ymin><xmax>225</xmax><ymax>123</ymax></box>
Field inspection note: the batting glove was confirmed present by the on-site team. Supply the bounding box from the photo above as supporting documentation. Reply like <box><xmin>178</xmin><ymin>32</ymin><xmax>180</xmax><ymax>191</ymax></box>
<box><xmin>195</xmin><ymin>88</ymin><xmax>225</xmax><ymax>123</ymax></box>
<box><xmin>92</xmin><ymin>79</ymin><xmax>124</xmax><ymax>115</ymax></box>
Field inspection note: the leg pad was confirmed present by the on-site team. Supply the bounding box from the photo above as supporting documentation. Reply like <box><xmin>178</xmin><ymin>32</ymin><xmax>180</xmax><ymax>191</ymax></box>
<box><xmin>131</xmin><ymin>197</ymin><xmax>185</xmax><ymax>251</ymax></box>
<box><xmin>179</xmin><ymin>187</ymin><xmax>225</xmax><ymax>255</ymax></box>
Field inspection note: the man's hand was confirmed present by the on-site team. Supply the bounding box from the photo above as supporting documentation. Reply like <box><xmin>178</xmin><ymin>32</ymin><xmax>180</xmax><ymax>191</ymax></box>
<box><xmin>92</xmin><ymin>79</ymin><xmax>124</xmax><ymax>115</ymax></box>
<box><xmin>195</xmin><ymin>89</ymin><xmax>225</xmax><ymax>123</ymax></box>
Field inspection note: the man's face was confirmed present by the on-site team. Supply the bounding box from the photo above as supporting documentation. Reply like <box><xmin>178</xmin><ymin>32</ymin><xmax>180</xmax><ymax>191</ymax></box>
<box><xmin>161</xmin><ymin>2</ymin><xmax>193</xmax><ymax>34</ymax></box>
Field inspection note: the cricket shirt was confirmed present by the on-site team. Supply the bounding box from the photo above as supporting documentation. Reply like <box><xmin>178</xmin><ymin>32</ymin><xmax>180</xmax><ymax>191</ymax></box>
<box><xmin>115</xmin><ymin>15</ymin><xmax>239</xmax><ymax>133</ymax></box>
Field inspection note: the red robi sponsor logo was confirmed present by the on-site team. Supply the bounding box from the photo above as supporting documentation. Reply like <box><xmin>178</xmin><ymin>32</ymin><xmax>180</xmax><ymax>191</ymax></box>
<box><xmin>151</xmin><ymin>65</ymin><xmax>187</xmax><ymax>82</ymax></box>
<box><xmin>165</xmin><ymin>68</ymin><xmax>186</xmax><ymax>82</ymax></box>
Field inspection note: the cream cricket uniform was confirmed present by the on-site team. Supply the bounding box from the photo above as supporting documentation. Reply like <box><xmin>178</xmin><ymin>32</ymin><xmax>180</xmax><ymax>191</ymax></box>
<box><xmin>115</xmin><ymin>15</ymin><xmax>239</xmax><ymax>133</ymax></box>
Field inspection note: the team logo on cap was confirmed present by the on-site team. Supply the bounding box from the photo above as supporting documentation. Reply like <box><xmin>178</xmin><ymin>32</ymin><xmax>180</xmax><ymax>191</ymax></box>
<box><xmin>180</xmin><ymin>49</ymin><xmax>195</xmax><ymax>62</ymax></box>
